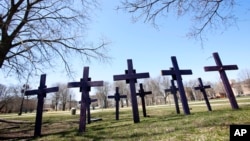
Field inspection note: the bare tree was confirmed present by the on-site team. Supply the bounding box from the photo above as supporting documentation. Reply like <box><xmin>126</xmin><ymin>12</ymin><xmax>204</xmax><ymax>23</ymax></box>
<box><xmin>0</xmin><ymin>84</ymin><xmax>11</xmax><ymax>112</ymax></box>
<box><xmin>18</xmin><ymin>73</ymin><xmax>31</xmax><ymax>115</ymax></box>
<box><xmin>159</xmin><ymin>76</ymin><xmax>170</xmax><ymax>104</ymax></box>
<box><xmin>238</xmin><ymin>69</ymin><xmax>250</xmax><ymax>90</ymax></box>
<box><xmin>213</xmin><ymin>79</ymin><xmax>226</xmax><ymax>97</ymax></box>
<box><xmin>230</xmin><ymin>79</ymin><xmax>243</xmax><ymax>96</ymax></box>
<box><xmin>200</xmin><ymin>81</ymin><xmax>216</xmax><ymax>99</ymax></box>
<box><xmin>184</xmin><ymin>80</ymin><xmax>198</xmax><ymax>101</ymax></box>
<box><xmin>0</xmin><ymin>0</ymin><xmax>109</xmax><ymax>79</ymax></box>
<box><xmin>119</xmin><ymin>0</ymin><xmax>245</xmax><ymax>43</ymax></box>
<box><xmin>113</xmin><ymin>81</ymin><xmax>130</xmax><ymax>107</ymax></box>
<box><xmin>143</xmin><ymin>76</ymin><xmax>168</xmax><ymax>105</ymax></box>
<box><xmin>0</xmin><ymin>84</ymin><xmax>21</xmax><ymax>113</ymax></box>
<box><xmin>95</xmin><ymin>81</ymin><xmax>110</xmax><ymax>108</ymax></box>
<box><xmin>52</xmin><ymin>83</ymin><xmax>72</xmax><ymax>111</ymax></box>
<box><xmin>60</xmin><ymin>84</ymin><xmax>73</xmax><ymax>111</ymax></box>
<box><xmin>52</xmin><ymin>88</ymin><xmax>61</xmax><ymax>111</ymax></box>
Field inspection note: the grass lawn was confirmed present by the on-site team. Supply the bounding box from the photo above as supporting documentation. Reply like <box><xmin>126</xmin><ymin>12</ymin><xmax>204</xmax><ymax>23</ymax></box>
<box><xmin>0</xmin><ymin>97</ymin><xmax>250</xmax><ymax>141</ymax></box>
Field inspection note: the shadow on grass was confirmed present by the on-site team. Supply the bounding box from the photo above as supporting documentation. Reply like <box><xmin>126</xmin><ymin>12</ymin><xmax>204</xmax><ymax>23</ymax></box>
<box><xmin>0</xmin><ymin>135</ymin><xmax>34</xmax><ymax>140</ymax></box>
<box><xmin>0</xmin><ymin>126</ymin><xmax>78</xmax><ymax>141</ymax></box>
<box><xmin>1</xmin><ymin>105</ymin><xmax>250</xmax><ymax>140</ymax></box>
<box><xmin>0</xmin><ymin>126</ymin><xmax>34</xmax><ymax>140</ymax></box>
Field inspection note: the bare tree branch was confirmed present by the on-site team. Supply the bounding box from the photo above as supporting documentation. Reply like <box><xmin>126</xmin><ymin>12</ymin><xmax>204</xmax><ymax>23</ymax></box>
<box><xmin>119</xmin><ymin>0</ymin><xmax>240</xmax><ymax>44</ymax></box>
<box><xmin>0</xmin><ymin>0</ymin><xmax>110</xmax><ymax>79</ymax></box>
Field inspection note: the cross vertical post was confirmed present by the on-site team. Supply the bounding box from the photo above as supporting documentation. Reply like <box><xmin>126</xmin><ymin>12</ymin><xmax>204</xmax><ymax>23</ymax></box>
<box><xmin>204</xmin><ymin>52</ymin><xmax>239</xmax><ymax>109</ymax></box>
<box><xmin>161</xmin><ymin>57</ymin><xmax>192</xmax><ymax>115</ymax></box>
<box><xmin>194</xmin><ymin>78</ymin><xmax>212</xmax><ymax>111</ymax></box>
<box><xmin>113</xmin><ymin>59</ymin><xmax>150</xmax><ymax>123</ymax></box>
<box><xmin>87</xmin><ymin>98</ymin><xmax>97</xmax><ymax>124</ymax></box>
<box><xmin>136</xmin><ymin>83</ymin><xmax>152</xmax><ymax>117</ymax></box>
<box><xmin>78</xmin><ymin>98</ymin><xmax>97</xmax><ymax>123</ymax></box>
<box><xmin>68</xmin><ymin>67</ymin><xmax>103</xmax><ymax>132</ymax></box>
<box><xmin>25</xmin><ymin>74</ymin><xmax>59</xmax><ymax>137</ymax></box>
<box><xmin>165</xmin><ymin>80</ymin><xmax>180</xmax><ymax>114</ymax></box>
<box><xmin>108</xmin><ymin>87</ymin><xmax>127</xmax><ymax>120</ymax></box>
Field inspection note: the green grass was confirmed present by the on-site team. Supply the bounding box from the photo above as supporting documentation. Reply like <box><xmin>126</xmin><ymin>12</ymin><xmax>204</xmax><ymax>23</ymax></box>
<box><xmin>1</xmin><ymin>97</ymin><xmax>250</xmax><ymax>141</ymax></box>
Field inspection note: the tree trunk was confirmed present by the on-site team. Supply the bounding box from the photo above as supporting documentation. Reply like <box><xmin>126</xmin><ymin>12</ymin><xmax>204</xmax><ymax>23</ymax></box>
<box><xmin>55</xmin><ymin>102</ymin><xmax>58</xmax><ymax>111</ymax></box>
<box><xmin>62</xmin><ymin>103</ymin><xmax>66</xmax><ymax>111</ymax></box>
<box><xmin>126</xmin><ymin>98</ymin><xmax>129</xmax><ymax>107</ymax></box>
<box><xmin>0</xmin><ymin>44</ymin><xmax>11</xmax><ymax>68</ymax></box>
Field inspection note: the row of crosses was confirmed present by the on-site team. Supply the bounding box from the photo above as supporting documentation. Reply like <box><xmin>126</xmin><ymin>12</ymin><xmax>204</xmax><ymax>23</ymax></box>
<box><xmin>25</xmin><ymin>67</ymin><xmax>103</xmax><ymax>136</ymax></box>
<box><xmin>25</xmin><ymin>52</ymin><xmax>239</xmax><ymax>136</ymax></box>
<box><xmin>112</xmin><ymin>52</ymin><xmax>239</xmax><ymax>122</ymax></box>
<box><xmin>166</xmin><ymin>77</ymin><xmax>212</xmax><ymax>115</ymax></box>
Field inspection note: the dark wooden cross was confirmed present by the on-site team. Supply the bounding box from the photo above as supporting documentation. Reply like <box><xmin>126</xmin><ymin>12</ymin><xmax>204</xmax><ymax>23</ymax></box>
<box><xmin>161</xmin><ymin>57</ymin><xmax>193</xmax><ymax>115</ymax></box>
<box><xmin>78</xmin><ymin>98</ymin><xmax>97</xmax><ymax>124</ymax></box>
<box><xmin>194</xmin><ymin>78</ymin><xmax>212</xmax><ymax>111</ymax></box>
<box><xmin>165</xmin><ymin>79</ymin><xmax>180</xmax><ymax>114</ymax></box>
<box><xmin>136</xmin><ymin>83</ymin><xmax>152</xmax><ymax>117</ymax></box>
<box><xmin>113</xmin><ymin>59</ymin><xmax>150</xmax><ymax>123</ymax></box>
<box><xmin>68</xmin><ymin>67</ymin><xmax>103</xmax><ymax>132</ymax></box>
<box><xmin>25</xmin><ymin>74</ymin><xmax>59</xmax><ymax>137</ymax></box>
<box><xmin>204</xmin><ymin>52</ymin><xmax>239</xmax><ymax>109</ymax></box>
<box><xmin>108</xmin><ymin>87</ymin><xmax>127</xmax><ymax>120</ymax></box>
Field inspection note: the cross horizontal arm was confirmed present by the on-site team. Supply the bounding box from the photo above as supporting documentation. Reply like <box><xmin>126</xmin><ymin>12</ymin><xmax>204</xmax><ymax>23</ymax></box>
<box><xmin>136</xmin><ymin>91</ymin><xmax>152</xmax><ymax>96</ymax></box>
<box><xmin>194</xmin><ymin>85</ymin><xmax>211</xmax><ymax>90</ymax></box>
<box><xmin>113</xmin><ymin>73</ymin><xmax>149</xmax><ymax>81</ymax></box>
<box><xmin>88</xmin><ymin>81</ymin><xmax>104</xmax><ymax>87</ymax></box>
<box><xmin>79</xmin><ymin>99</ymin><xmax>97</xmax><ymax>104</ymax></box>
<box><xmin>25</xmin><ymin>90</ymin><xmax>39</xmax><ymax>96</ymax></box>
<box><xmin>25</xmin><ymin>87</ymin><xmax>58</xmax><ymax>96</ymax></box>
<box><xmin>204</xmin><ymin>65</ymin><xmax>238</xmax><ymax>72</ymax></box>
<box><xmin>44</xmin><ymin>87</ymin><xmax>59</xmax><ymax>93</ymax></box>
<box><xmin>222</xmin><ymin>65</ymin><xmax>238</xmax><ymax>70</ymax></box>
<box><xmin>165</xmin><ymin>89</ymin><xmax>171</xmax><ymax>93</ymax></box>
<box><xmin>203</xmin><ymin>85</ymin><xmax>211</xmax><ymax>89</ymax></box>
<box><xmin>91</xmin><ymin>99</ymin><xmax>97</xmax><ymax>102</ymax></box>
<box><xmin>68</xmin><ymin>82</ymin><xmax>81</xmax><ymax>88</ymax></box>
<box><xmin>161</xmin><ymin>70</ymin><xmax>173</xmax><ymax>75</ymax></box>
<box><xmin>120</xmin><ymin>95</ymin><xmax>127</xmax><ymax>98</ymax></box>
<box><xmin>180</xmin><ymin>70</ymin><xmax>193</xmax><ymax>74</ymax></box>
<box><xmin>162</xmin><ymin>70</ymin><xmax>192</xmax><ymax>75</ymax></box>
<box><xmin>144</xmin><ymin>92</ymin><xmax>152</xmax><ymax>95</ymax></box>
<box><xmin>165</xmin><ymin>86</ymin><xmax>178</xmax><ymax>93</ymax></box>
<box><xmin>204</xmin><ymin>66</ymin><xmax>220</xmax><ymax>71</ymax></box>
<box><xmin>165</xmin><ymin>88</ymin><xmax>173</xmax><ymax>93</ymax></box>
<box><xmin>194</xmin><ymin>87</ymin><xmax>200</xmax><ymax>90</ymax></box>
<box><xmin>108</xmin><ymin>96</ymin><xmax>115</xmax><ymax>98</ymax></box>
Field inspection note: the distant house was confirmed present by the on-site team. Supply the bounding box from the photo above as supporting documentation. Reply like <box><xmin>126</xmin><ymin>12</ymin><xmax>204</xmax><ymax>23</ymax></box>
<box><xmin>230</xmin><ymin>79</ymin><xmax>250</xmax><ymax>96</ymax></box>
<box><xmin>215</xmin><ymin>92</ymin><xmax>227</xmax><ymax>98</ymax></box>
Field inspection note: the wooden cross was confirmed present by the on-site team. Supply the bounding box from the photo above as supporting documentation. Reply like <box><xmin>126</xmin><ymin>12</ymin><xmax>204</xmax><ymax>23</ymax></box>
<box><xmin>113</xmin><ymin>59</ymin><xmax>150</xmax><ymax>123</ymax></box>
<box><xmin>136</xmin><ymin>83</ymin><xmax>152</xmax><ymax>117</ymax></box>
<box><xmin>68</xmin><ymin>67</ymin><xmax>103</xmax><ymax>132</ymax></box>
<box><xmin>25</xmin><ymin>74</ymin><xmax>59</xmax><ymax>137</ymax></box>
<box><xmin>165</xmin><ymin>79</ymin><xmax>180</xmax><ymax>114</ymax></box>
<box><xmin>108</xmin><ymin>87</ymin><xmax>127</xmax><ymax>120</ymax></box>
<box><xmin>161</xmin><ymin>57</ymin><xmax>192</xmax><ymax>115</ymax></box>
<box><xmin>204</xmin><ymin>52</ymin><xmax>239</xmax><ymax>109</ymax></box>
<box><xmin>194</xmin><ymin>78</ymin><xmax>212</xmax><ymax>111</ymax></box>
<box><xmin>78</xmin><ymin>98</ymin><xmax>97</xmax><ymax>124</ymax></box>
